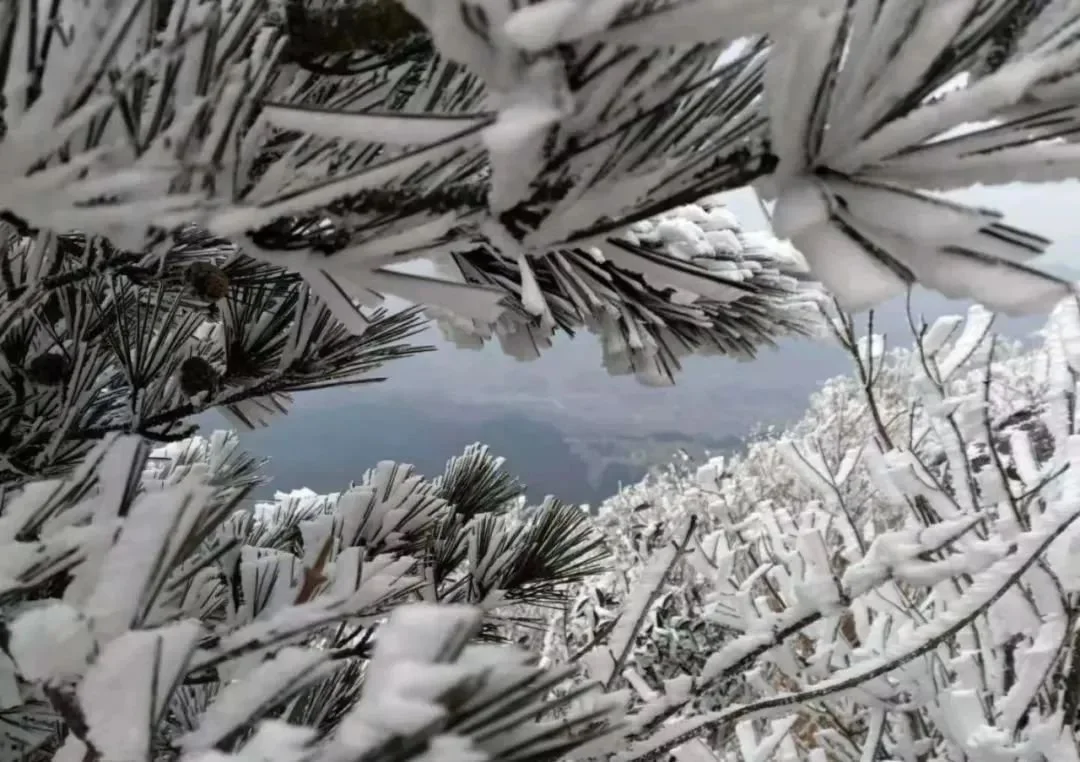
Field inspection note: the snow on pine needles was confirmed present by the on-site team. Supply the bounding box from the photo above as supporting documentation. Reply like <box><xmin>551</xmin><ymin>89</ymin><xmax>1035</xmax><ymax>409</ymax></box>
<box><xmin>5</xmin><ymin>1</ymin><xmax>1080</xmax><ymax>386</ymax></box>
<box><xmin>0</xmin><ymin>437</ymin><xmax>613</xmax><ymax>762</ymax></box>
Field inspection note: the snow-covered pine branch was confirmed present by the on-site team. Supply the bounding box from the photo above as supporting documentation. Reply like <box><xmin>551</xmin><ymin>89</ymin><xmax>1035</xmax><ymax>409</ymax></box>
<box><xmin>0</xmin><ymin>222</ymin><xmax>429</xmax><ymax>488</ymax></box>
<box><xmin>8</xmin><ymin>1</ymin><xmax>1079</xmax><ymax>386</ymax></box>
<box><xmin>431</xmin><ymin>198</ymin><xmax>824</xmax><ymax>386</ymax></box>
<box><xmin>0</xmin><ymin>433</ymin><xmax>611</xmax><ymax>760</ymax></box>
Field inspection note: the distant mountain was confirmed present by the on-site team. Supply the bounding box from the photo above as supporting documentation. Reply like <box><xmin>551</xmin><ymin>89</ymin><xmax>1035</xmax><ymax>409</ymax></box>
<box><xmin>205</xmin><ymin>398</ymin><xmax>644</xmax><ymax>507</ymax></box>
<box><xmin>373</xmin><ymin>284</ymin><xmax>1046</xmax><ymax>440</ymax></box>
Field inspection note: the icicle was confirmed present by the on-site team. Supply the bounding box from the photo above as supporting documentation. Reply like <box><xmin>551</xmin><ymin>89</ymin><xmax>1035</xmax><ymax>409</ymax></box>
<box><xmin>518</xmin><ymin>252</ymin><xmax>549</xmax><ymax>318</ymax></box>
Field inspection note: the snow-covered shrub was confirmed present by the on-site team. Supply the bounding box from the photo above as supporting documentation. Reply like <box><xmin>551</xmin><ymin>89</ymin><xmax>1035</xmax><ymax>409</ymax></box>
<box><xmin>0</xmin><ymin>436</ymin><xmax>611</xmax><ymax>760</ymax></box>
<box><xmin>535</xmin><ymin>297</ymin><xmax>1080</xmax><ymax>760</ymax></box>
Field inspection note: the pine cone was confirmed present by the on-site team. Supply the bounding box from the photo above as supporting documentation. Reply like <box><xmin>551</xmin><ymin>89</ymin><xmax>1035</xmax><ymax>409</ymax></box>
<box><xmin>26</xmin><ymin>352</ymin><xmax>70</xmax><ymax>387</ymax></box>
<box><xmin>185</xmin><ymin>261</ymin><xmax>230</xmax><ymax>301</ymax></box>
<box><xmin>282</xmin><ymin>0</ymin><xmax>426</xmax><ymax>57</ymax></box>
<box><xmin>225</xmin><ymin>344</ymin><xmax>262</xmax><ymax>381</ymax></box>
<box><xmin>178</xmin><ymin>357</ymin><xmax>219</xmax><ymax>397</ymax></box>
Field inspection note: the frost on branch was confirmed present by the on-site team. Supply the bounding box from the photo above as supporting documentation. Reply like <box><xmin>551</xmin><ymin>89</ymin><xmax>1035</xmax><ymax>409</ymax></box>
<box><xmin>532</xmin><ymin>294</ymin><xmax>1080</xmax><ymax>761</ymax></box>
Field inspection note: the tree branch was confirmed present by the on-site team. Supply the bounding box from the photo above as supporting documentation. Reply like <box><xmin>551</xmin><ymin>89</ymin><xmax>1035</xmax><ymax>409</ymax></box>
<box><xmin>621</xmin><ymin>504</ymin><xmax>1080</xmax><ymax>762</ymax></box>
<box><xmin>70</xmin><ymin>376</ymin><xmax>390</xmax><ymax>443</ymax></box>
<box><xmin>603</xmin><ymin>515</ymin><xmax>698</xmax><ymax>691</ymax></box>
<box><xmin>277</xmin><ymin>0</ymin><xmax>428</xmax><ymax>58</ymax></box>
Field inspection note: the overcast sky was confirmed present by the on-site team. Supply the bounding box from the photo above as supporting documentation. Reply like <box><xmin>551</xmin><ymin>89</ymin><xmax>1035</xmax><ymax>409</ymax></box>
<box><xmin>721</xmin><ymin>180</ymin><xmax>1080</xmax><ymax>271</ymax></box>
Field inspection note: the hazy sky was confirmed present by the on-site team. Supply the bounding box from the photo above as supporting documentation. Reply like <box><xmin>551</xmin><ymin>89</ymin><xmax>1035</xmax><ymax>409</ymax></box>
<box><xmin>721</xmin><ymin>180</ymin><xmax>1080</xmax><ymax>270</ymax></box>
